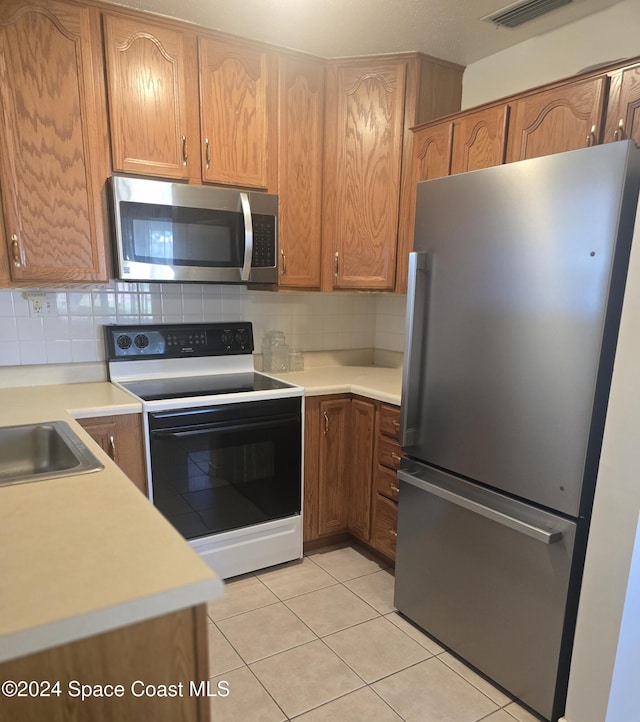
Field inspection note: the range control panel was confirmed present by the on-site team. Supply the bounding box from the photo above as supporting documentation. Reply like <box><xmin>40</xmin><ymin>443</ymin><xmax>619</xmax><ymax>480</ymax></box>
<box><xmin>105</xmin><ymin>322</ymin><xmax>254</xmax><ymax>360</ymax></box>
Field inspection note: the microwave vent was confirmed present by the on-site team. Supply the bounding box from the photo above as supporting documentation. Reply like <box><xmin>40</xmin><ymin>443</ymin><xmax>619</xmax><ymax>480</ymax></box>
<box><xmin>483</xmin><ymin>0</ymin><xmax>574</xmax><ymax>28</ymax></box>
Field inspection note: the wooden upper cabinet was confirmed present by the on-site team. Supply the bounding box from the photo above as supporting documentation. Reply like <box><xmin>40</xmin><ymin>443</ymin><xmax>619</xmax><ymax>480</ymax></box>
<box><xmin>0</xmin><ymin>0</ymin><xmax>109</xmax><ymax>283</ymax></box>
<box><xmin>506</xmin><ymin>76</ymin><xmax>608</xmax><ymax>163</ymax></box>
<box><xmin>103</xmin><ymin>14</ymin><xmax>199</xmax><ymax>181</ymax></box>
<box><xmin>199</xmin><ymin>36</ymin><xmax>275</xmax><ymax>190</ymax></box>
<box><xmin>412</xmin><ymin>121</ymin><xmax>453</xmax><ymax>182</ymax></box>
<box><xmin>450</xmin><ymin>105</ymin><xmax>509</xmax><ymax>174</ymax></box>
<box><xmin>277</xmin><ymin>54</ymin><xmax>324</xmax><ymax>289</ymax></box>
<box><xmin>605</xmin><ymin>63</ymin><xmax>640</xmax><ymax>144</ymax></box>
<box><xmin>324</xmin><ymin>60</ymin><xmax>407</xmax><ymax>290</ymax></box>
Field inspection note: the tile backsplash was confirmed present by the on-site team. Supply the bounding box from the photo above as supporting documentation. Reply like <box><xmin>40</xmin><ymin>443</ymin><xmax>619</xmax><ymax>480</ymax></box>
<box><xmin>0</xmin><ymin>284</ymin><xmax>407</xmax><ymax>367</ymax></box>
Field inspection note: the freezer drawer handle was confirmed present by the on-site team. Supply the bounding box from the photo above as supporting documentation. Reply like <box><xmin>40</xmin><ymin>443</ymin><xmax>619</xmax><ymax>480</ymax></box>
<box><xmin>397</xmin><ymin>469</ymin><xmax>563</xmax><ymax>545</ymax></box>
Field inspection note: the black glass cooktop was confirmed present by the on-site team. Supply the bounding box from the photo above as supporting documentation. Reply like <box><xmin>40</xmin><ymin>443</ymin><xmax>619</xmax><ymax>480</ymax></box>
<box><xmin>121</xmin><ymin>372</ymin><xmax>294</xmax><ymax>402</ymax></box>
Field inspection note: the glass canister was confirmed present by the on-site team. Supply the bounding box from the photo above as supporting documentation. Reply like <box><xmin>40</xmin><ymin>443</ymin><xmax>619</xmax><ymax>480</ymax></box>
<box><xmin>289</xmin><ymin>349</ymin><xmax>304</xmax><ymax>372</ymax></box>
<box><xmin>262</xmin><ymin>331</ymin><xmax>289</xmax><ymax>372</ymax></box>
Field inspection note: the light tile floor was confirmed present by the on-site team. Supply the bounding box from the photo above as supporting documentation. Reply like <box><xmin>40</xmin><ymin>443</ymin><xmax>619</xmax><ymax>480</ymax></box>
<box><xmin>206</xmin><ymin>544</ymin><xmax>544</xmax><ymax>722</ymax></box>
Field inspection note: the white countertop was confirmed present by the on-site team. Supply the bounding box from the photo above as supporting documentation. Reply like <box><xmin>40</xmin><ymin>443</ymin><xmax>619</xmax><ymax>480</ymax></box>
<box><xmin>0</xmin><ymin>382</ymin><xmax>223</xmax><ymax>664</ymax></box>
<box><xmin>270</xmin><ymin>364</ymin><xmax>403</xmax><ymax>406</ymax></box>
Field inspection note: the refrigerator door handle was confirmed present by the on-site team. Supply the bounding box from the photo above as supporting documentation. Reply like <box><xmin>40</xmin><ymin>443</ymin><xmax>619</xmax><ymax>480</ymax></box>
<box><xmin>400</xmin><ymin>251</ymin><xmax>431</xmax><ymax>448</ymax></box>
<box><xmin>397</xmin><ymin>469</ymin><xmax>563</xmax><ymax>545</ymax></box>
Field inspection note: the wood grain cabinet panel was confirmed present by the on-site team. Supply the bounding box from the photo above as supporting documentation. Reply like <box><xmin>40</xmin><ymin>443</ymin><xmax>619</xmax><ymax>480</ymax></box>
<box><xmin>605</xmin><ymin>63</ymin><xmax>640</xmax><ymax>144</ymax></box>
<box><xmin>277</xmin><ymin>54</ymin><xmax>324</xmax><ymax>288</ymax></box>
<box><xmin>348</xmin><ymin>398</ymin><xmax>375</xmax><ymax>542</ymax></box>
<box><xmin>103</xmin><ymin>14</ymin><xmax>198</xmax><ymax>180</ymax></box>
<box><xmin>506</xmin><ymin>76</ymin><xmax>608</xmax><ymax>163</ymax></box>
<box><xmin>0</xmin><ymin>606</ymin><xmax>210</xmax><ymax>722</ymax></box>
<box><xmin>372</xmin><ymin>493</ymin><xmax>398</xmax><ymax>561</ymax></box>
<box><xmin>78</xmin><ymin>414</ymin><xmax>147</xmax><ymax>495</ymax></box>
<box><xmin>0</xmin><ymin>0</ymin><xmax>109</xmax><ymax>283</ymax></box>
<box><xmin>450</xmin><ymin>105</ymin><xmax>509</xmax><ymax>174</ymax></box>
<box><xmin>324</xmin><ymin>60</ymin><xmax>407</xmax><ymax>290</ymax></box>
<box><xmin>317</xmin><ymin>398</ymin><xmax>350</xmax><ymax>536</ymax></box>
<box><xmin>199</xmin><ymin>36</ymin><xmax>276</xmax><ymax>190</ymax></box>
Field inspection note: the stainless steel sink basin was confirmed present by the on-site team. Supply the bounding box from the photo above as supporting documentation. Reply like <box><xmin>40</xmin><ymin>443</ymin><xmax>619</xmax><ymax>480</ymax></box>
<box><xmin>0</xmin><ymin>420</ymin><xmax>104</xmax><ymax>487</ymax></box>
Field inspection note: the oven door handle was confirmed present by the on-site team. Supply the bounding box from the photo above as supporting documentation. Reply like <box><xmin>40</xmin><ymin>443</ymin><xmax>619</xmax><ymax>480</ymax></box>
<box><xmin>151</xmin><ymin>417</ymin><xmax>295</xmax><ymax>438</ymax></box>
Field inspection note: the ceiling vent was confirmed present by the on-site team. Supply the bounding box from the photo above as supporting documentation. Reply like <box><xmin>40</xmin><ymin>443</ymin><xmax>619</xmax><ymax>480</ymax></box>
<box><xmin>483</xmin><ymin>0</ymin><xmax>574</xmax><ymax>28</ymax></box>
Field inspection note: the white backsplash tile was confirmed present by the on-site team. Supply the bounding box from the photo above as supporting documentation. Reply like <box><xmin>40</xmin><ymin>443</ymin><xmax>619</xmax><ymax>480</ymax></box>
<box><xmin>0</xmin><ymin>285</ymin><xmax>404</xmax><ymax>367</ymax></box>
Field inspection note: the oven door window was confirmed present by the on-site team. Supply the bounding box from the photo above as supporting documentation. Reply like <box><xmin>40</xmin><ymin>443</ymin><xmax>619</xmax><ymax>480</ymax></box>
<box><xmin>120</xmin><ymin>202</ymin><xmax>243</xmax><ymax>268</ymax></box>
<box><xmin>148</xmin><ymin>404</ymin><xmax>301</xmax><ymax>540</ymax></box>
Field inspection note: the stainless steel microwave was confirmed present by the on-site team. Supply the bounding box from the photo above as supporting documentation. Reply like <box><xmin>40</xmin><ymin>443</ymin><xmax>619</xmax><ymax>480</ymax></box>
<box><xmin>109</xmin><ymin>176</ymin><xmax>278</xmax><ymax>284</ymax></box>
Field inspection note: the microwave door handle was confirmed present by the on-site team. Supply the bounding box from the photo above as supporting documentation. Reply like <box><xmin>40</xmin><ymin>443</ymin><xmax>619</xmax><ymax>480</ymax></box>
<box><xmin>240</xmin><ymin>192</ymin><xmax>253</xmax><ymax>282</ymax></box>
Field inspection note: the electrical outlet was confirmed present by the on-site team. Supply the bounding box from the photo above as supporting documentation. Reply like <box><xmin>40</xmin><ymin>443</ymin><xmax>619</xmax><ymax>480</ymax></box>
<box><xmin>25</xmin><ymin>291</ymin><xmax>58</xmax><ymax>317</ymax></box>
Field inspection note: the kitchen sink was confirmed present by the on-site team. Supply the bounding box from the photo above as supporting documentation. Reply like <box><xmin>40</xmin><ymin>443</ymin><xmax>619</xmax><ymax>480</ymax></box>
<box><xmin>0</xmin><ymin>421</ymin><xmax>103</xmax><ymax>487</ymax></box>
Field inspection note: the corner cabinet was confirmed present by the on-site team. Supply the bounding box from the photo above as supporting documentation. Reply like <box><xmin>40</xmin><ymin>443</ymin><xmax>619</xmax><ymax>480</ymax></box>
<box><xmin>0</xmin><ymin>0</ymin><xmax>109</xmax><ymax>284</ymax></box>
<box><xmin>304</xmin><ymin>395</ymin><xmax>401</xmax><ymax>563</ymax></box>
<box><xmin>322</xmin><ymin>60</ymin><xmax>407</xmax><ymax>291</ymax></box>
<box><xmin>277</xmin><ymin>54</ymin><xmax>324</xmax><ymax>289</ymax></box>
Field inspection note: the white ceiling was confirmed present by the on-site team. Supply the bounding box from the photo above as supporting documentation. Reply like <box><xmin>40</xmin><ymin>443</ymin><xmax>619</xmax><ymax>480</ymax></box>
<box><xmin>108</xmin><ymin>0</ymin><xmax>624</xmax><ymax>66</ymax></box>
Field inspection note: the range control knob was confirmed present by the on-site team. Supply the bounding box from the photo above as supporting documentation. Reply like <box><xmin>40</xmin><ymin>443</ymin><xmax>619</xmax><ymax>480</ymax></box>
<box><xmin>235</xmin><ymin>328</ymin><xmax>249</xmax><ymax>347</ymax></box>
<box><xmin>134</xmin><ymin>333</ymin><xmax>150</xmax><ymax>349</ymax></box>
<box><xmin>116</xmin><ymin>334</ymin><xmax>132</xmax><ymax>350</ymax></box>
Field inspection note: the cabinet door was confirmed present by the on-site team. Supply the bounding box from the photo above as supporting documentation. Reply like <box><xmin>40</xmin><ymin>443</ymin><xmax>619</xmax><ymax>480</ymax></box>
<box><xmin>605</xmin><ymin>64</ymin><xmax>640</xmax><ymax>144</ymax></box>
<box><xmin>372</xmin><ymin>493</ymin><xmax>398</xmax><ymax>561</ymax></box>
<box><xmin>78</xmin><ymin>414</ymin><xmax>147</xmax><ymax>495</ymax></box>
<box><xmin>348</xmin><ymin>399</ymin><xmax>375</xmax><ymax>541</ymax></box>
<box><xmin>506</xmin><ymin>76</ymin><xmax>607</xmax><ymax>163</ymax></box>
<box><xmin>317</xmin><ymin>398</ymin><xmax>350</xmax><ymax>536</ymax></box>
<box><xmin>103</xmin><ymin>14</ymin><xmax>199</xmax><ymax>181</ymax></box>
<box><xmin>450</xmin><ymin>106</ymin><xmax>509</xmax><ymax>174</ymax></box>
<box><xmin>199</xmin><ymin>36</ymin><xmax>275</xmax><ymax>190</ymax></box>
<box><xmin>277</xmin><ymin>54</ymin><xmax>324</xmax><ymax>289</ymax></box>
<box><xmin>0</xmin><ymin>1</ymin><xmax>108</xmax><ymax>282</ymax></box>
<box><xmin>324</xmin><ymin>61</ymin><xmax>406</xmax><ymax>290</ymax></box>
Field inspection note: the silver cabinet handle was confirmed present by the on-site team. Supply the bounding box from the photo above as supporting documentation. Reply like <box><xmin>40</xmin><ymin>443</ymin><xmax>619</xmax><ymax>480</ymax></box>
<box><xmin>323</xmin><ymin>411</ymin><xmax>329</xmax><ymax>435</ymax></box>
<box><xmin>239</xmin><ymin>192</ymin><xmax>253</xmax><ymax>282</ymax></box>
<box><xmin>400</xmin><ymin>252</ymin><xmax>431</xmax><ymax>447</ymax></box>
<box><xmin>181</xmin><ymin>135</ymin><xmax>188</xmax><ymax>165</ymax></box>
<box><xmin>108</xmin><ymin>435</ymin><xmax>116</xmax><ymax>460</ymax></box>
<box><xmin>205</xmin><ymin>137</ymin><xmax>211</xmax><ymax>169</ymax></box>
<box><xmin>586</xmin><ymin>124</ymin><xmax>596</xmax><ymax>147</ymax></box>
<box><xmin>398</xmin><ymin>469</ymin><xmax>563</xmax><ymax>545</ymax></box>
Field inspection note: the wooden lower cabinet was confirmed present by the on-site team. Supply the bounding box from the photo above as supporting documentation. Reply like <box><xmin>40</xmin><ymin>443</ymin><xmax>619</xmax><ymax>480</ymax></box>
<box><xmin>77</xmin><ymin>414</ymin><xmax>147</xmax><ymax>495</ymax></box>
<box><xmin>372</xmin><ymin>493</ymin><xmax>398</xmax><ymax>560</ymax></box>
<box><xmin>0</xmin><ymin>605</ymin><xmax>210</xmax><ymax>722</ymax></box>
<box><xmin>304</xmin><ymin>395</ymin><xmax>400</xmax><ymax>561</ymax></box>
<box><xmin>347</xmin><ymin>399</ymin><xmax>376</xmax><ymax>542</ymax></box>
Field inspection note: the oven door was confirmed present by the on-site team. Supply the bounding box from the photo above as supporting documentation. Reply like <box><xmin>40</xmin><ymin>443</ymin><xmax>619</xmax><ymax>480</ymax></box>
<box><xmin>147</xmin><ymin>398</ymin><xmax>301</xmax><ymax>540</ymax></box>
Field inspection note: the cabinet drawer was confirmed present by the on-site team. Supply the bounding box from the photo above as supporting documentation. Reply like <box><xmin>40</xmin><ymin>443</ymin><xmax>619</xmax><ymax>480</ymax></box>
<box><xmin>378</xmin><ymin>404</ymin><xmax>401</xmax><ymax>440</ymax></box>
<box><xmin>377</xmin><ymin>436</ymin><xmax>402</xmax><ymax>470</ymax></box>
<box><xmin>375</xmin><ymin>464</ymin><xmax>399</xmax><ymax>501</ymax></box>
<box><xmin>372</xmin><ymin>493</ymin><xmax>398</xmax><ymax>560</ymax></box>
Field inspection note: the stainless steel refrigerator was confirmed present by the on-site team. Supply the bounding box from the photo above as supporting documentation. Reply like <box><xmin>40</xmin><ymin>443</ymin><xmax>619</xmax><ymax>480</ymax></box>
<box><xmin>395</xmin><ymin>140</ymin><xmax>640</xmax><ymax>721</ymax></box>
